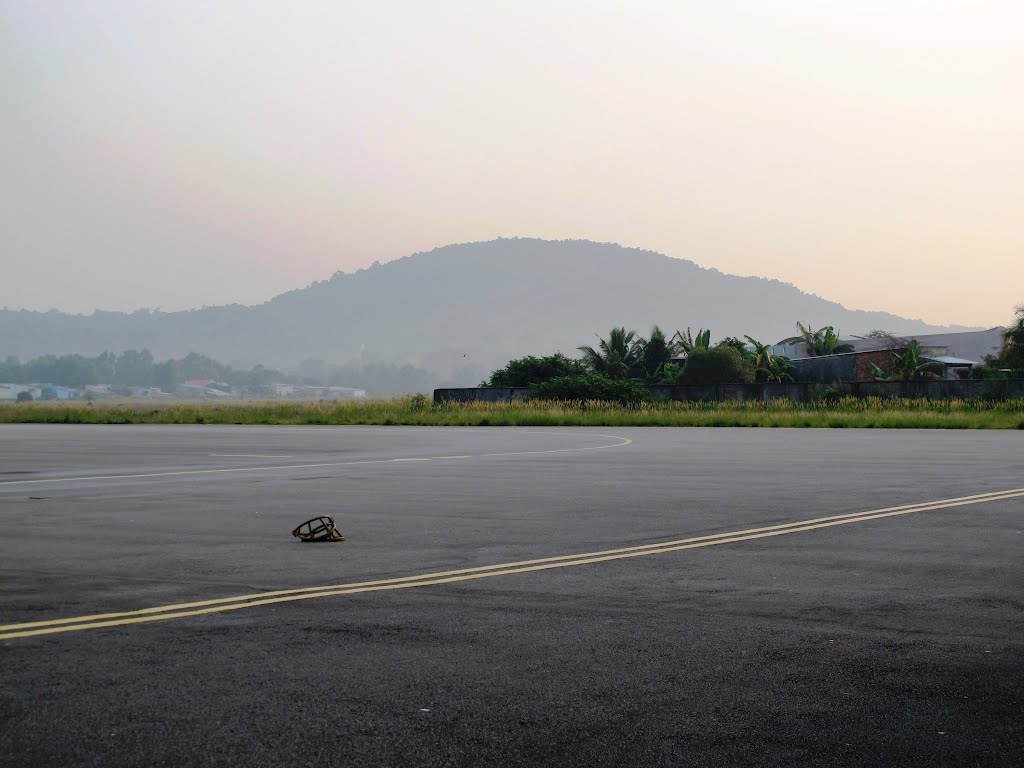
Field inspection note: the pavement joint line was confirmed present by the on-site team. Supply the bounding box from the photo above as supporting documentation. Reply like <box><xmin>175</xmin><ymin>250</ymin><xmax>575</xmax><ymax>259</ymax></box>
<box><xmin>209</xmin><ymin>454</ymin><xmax>294</xmax><ymax>458</ymax></box>
<box><xmin>0</xmin><ymin>435</ymin><xmax>633</xmax><ymax>487</ymax></box>
<box><xmin>2</xmin><ymin>487</ymin><xmax>1021</xmax><ymax>641</ymax></box>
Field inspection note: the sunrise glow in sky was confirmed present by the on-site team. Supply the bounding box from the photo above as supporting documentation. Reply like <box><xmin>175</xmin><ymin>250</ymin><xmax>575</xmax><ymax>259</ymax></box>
<box><xmin>2</xmin><ymin>1</ymin><xmax>1021</xmax><ymax>326</ymax></box>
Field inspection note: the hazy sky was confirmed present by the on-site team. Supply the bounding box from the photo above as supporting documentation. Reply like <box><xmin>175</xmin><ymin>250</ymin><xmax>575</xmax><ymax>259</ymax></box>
<box><xmin>2</xmin><ymin>1</ymin><xmax>1021</xmax><ymax>327</ymax></box>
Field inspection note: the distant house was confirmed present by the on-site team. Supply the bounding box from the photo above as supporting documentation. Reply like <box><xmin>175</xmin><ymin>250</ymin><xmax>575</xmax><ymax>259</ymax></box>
<box><xmin>130</xmin><ymin>387</ymin><xmax>165</xmax><ymax>397</ymax></box>
<box><xmin>327</xmin><ymin>386</ymin><xmax>366</xmax><ymax>399</ymax></box>
<box><xmin>287</xmin><ymin>385</ymin><xmax>367</xmax><ymax>399</ymax></box>
<box><xmin>789</xmin><ymin>349</ymin><xmax>981</xmax><ymax>383</ymax></box>
<box><xmin>176</xmin><ymin>382</ymin><xmax>235</xmax><ymax>399</ymax></box>
<box><xmin>0</xmin><ymin>384</ymin><xmax>40</xmax><ymax>401</ymax></box>
<box><xmin>867</xmin><ymin>328</ymin><xmax>1004</xmax><ymax>363</ymax></box>
<box><xmin>773</xmin><ymin>327</ymin><xmax>1005</xmax><ymax>363</ymax></box>
<box><xmin>922</xmin><ymin>356</ymin><xmax>979</xmax><ymax>381</ymax></box>
<box><xmin>776</xmin><ymin>327</ymin><xmax>1002</xmax><ymax>384</ymax></box>
<box><xmin>30</xmin><ymin>384</ymin><xmax>80</xmax><ymax>401</ymax></box>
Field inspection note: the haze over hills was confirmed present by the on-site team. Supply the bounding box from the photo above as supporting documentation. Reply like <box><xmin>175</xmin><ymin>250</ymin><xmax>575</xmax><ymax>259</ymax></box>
<box><xmin>1</xmin><ymin>239</ymin><xmax>973</xmax><ymax>385</ymax></box>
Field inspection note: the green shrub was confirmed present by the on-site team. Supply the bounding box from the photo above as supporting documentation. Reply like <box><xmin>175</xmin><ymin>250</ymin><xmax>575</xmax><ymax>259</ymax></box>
<box><xmin>655</xmin><ymin>362</ymin><xmax>683</xmax><ymax>384</ymax></box>
<box><xmin>486</xmin><ymin>353</ymin><xmax>586</xmax><ymax>387</ymax></box>
<box><xmin>532</xmin><ymin>373</ymin><xmax>650</xmax><ymax>405</ymax></box>
<box><xmin>812</xmin><ymin>385</ymin><xmax>847</xmax><ymax>406</ymax></box>
<box><xmin>680</xmin><ymin>347</ymin><xmax>755</xmax><ymax>385</ymax></box>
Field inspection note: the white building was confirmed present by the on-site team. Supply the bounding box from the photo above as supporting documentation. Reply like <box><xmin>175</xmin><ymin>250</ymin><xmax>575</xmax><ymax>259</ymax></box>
<box><xmin>0</xmin><ymin>384</ymin><xmax>41</xmax><ymax>401</ymax></box>
<box><xmin>773</xmin><ymin>327</ymin><xmax>1005</xmax><ymax>363</ymax></box>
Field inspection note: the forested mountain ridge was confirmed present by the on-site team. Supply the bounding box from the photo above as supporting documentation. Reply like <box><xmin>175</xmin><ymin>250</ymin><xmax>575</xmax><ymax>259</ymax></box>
<box><xmin>1</xmin><ymin>239</ymin><xmax>967</xmax><ymax>384</ymax></box>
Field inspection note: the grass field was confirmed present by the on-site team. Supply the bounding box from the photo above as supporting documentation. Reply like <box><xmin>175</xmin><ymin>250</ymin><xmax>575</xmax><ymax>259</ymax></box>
<box><xmin>3</xmin><ymin>396</ymin><xmax>1024</xmax><ymax>429</ymax></box>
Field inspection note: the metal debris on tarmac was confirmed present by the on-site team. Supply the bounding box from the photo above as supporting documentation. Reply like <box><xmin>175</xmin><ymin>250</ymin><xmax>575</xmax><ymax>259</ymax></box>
<box><xmin>291</xmin><ymin>515</ymin><xmax>346</xmax><ymax>542</ymax></box>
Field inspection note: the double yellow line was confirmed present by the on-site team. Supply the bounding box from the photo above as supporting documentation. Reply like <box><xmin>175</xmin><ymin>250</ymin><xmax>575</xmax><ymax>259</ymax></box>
<box><xmin>2</xmin><ymin>487</ymin><xmax>1021</xmax><ymax>641</ymax></box>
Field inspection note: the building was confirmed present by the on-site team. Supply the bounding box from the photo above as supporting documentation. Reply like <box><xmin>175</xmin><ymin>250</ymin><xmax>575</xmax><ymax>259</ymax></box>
<box><xmin>0</xmin><ymin>384</ymin><xmax>40</xmax><ymax>401</ymax></box>
<box><xmin>788</xmin><ymin>348</ymin><xmax>981</xmax><ymax>383</ymax></box>
<box><xmin>922</xmin><ymin>356</ymin><xmax>979</xmax><ymax>381</ymax></box>
<box><xmin>774</xmin><ymin>327</ymin><xmax>1005</xmax><ymax>362</ymax></box>
<box><xmin>788</xmin><ymin>350</ymin><xmax>896</xmax><ymax>384</ymax></box>
<box><xmin>847</xmin><ymin>328</ymin><xmax>1004</xmax><ymax>363</ymax></box>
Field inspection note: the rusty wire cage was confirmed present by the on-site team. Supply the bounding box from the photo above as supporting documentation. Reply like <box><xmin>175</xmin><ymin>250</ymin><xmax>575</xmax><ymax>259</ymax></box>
<box><xmin>291</xmin><ymin>515</ymin><xmax>345</xmax><ymax>542</ymax></box>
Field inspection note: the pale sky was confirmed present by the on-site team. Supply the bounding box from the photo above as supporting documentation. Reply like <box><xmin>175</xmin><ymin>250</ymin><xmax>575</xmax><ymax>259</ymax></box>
<box><xmin>1</xmin><ymin>1</ymin><xmax>1021</xmax><ymax>327</ymax></box>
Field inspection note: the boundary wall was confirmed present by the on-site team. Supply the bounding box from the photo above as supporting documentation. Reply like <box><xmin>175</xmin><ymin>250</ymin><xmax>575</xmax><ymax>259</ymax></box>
<box><xmin>435</xmin><ymin>380</ymin><xmax>1024</xmax><ymax>404</ymax></box>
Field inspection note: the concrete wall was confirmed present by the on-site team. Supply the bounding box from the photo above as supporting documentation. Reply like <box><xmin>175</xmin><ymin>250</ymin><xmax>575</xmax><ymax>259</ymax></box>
<box><xmin>649</xmin><ymin>383</ymin><xmax>811</xmax><ymax>402</ymax></box>
<box><xmin>838</xmin><ymin>379</ymin><xmax>1024</xmax><ymax>400</ymax></box>
<box><xmin>436</xmin><ymin>379</ymin><xmax>1024</xmax><ymax>404</ymax></box>
<box><xmin>659</xmin><ymin>379</ymin><xmax>1024</xmax><ymax>400</ymax></box>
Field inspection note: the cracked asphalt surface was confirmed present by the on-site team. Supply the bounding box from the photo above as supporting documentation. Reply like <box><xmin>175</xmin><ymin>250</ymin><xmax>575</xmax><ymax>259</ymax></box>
<box><xmin>1</xmin><ymin>425</ymin><xmax>1022</xmax><ymax>767</ymax></box>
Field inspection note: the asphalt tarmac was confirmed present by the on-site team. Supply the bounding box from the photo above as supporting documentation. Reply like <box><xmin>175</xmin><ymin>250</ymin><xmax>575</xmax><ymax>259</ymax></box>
<box><xmin>1</xmin><ymin>425</ymin><xmax>1022</xmax><ymax>767</ymax></box>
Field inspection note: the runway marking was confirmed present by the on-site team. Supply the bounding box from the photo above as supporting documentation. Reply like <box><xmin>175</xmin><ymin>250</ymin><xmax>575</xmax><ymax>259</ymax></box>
<box><xmin>0</xmin><ymin>434</ymin><xmax>633</xmax><ymax>487</ymax></box>
<box><xmin>2</xmin><ymin>487</ymin><xmax>1021</xmax><ymax>641</ymax></box>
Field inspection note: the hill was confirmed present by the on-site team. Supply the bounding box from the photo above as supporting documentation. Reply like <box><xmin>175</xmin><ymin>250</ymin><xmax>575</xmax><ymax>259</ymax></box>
<box><xmin>0</xmin><ymin>239</ymin><xmax>967</xmax><ymax>385</ymax></box>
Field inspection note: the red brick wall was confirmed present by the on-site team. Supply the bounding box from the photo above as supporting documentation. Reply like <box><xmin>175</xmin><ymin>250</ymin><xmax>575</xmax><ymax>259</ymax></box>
<box><xmin>854</xmin><ymin>349</ymin><xmax>905</xmax><ymax>382</ymax></box>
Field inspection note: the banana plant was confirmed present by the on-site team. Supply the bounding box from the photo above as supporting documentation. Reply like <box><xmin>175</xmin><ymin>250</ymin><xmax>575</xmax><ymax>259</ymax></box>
<box><xmin>778</xmin><ymin>322</ymin><xmax>855</xmax><ymax>356</ymax></box>
<box><xmin>669</xmin><ymin>327</ymin><xmax>711</xmax><ymax>356</ymax></box>
<box><xmin>744</xmin><ymin>336</ymin><xmax>795</xmax><ymax>383</ymax></box>
<box><xmin>868</xmin><ymin>339</ymin><xmax>942</xmax><ymax>381</ymax></box>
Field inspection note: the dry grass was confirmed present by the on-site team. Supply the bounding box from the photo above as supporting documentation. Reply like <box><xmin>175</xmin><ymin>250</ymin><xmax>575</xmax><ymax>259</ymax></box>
<box><xmin>2</xmin><ymin>395</ymin><xmax>1023</xmax><ymax>429</ymax></box>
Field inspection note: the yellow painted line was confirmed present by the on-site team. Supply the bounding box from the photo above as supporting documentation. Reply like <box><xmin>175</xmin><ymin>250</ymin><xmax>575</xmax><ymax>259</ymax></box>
<box><xmin>10</xmin><ymin>486</ymin><xmax>1017</xmax><ymax>632</ymax></box>
<box><xmin>0</xmin><ymin>434</ymin><xmax>632</xmax><ymax>487</ymax></box>
<box><xmin>2</xmin><ymin>487</ymin><xmax>1020</xmax><ymax>631</ymax></box>
<box><xmin>1</xmin><ymin>487</ymin><xmax>1021</xmax><ymax>641</ymax></box>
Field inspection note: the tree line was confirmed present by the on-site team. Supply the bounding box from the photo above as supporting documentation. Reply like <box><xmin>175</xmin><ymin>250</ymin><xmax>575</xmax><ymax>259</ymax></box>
<box><xmin>484</xmin><ymin>325</ymin><xmax>781</xmax><ymax>403</ymax></box>
<box><xmin>484</xmin><ymin>309</ymin><xmax>1024</xmax><ymax>402</ymax></box>
<box><xmin>0</xmin><ymin>349</ymin><xmax>445</xmax><ymax>397</ymax></box>
<box><xmin>0</xmin><ymin>350</ymin><xmax>282</xmax><ymax>392</ymax></box>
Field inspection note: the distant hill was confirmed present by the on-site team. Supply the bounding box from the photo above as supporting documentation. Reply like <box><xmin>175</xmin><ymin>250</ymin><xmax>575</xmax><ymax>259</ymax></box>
<box><xmin>0</xmin><ymin>239</ymin><xmax>970</xmax><ymax>385</ymax></box>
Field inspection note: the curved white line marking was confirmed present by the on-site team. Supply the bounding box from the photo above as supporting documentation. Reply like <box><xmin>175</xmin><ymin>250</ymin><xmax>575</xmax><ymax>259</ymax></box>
<box><xmin>0</xmin><ymin>434</ymin><xmax>632</xmax><ymax>487</ymax></box>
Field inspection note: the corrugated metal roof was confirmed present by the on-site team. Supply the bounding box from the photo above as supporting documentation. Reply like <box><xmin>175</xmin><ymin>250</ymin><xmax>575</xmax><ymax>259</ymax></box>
<box><xmin>924</xmin><ymin>356</ymin><xmax>980</xmax><ymax>366</ymax></box>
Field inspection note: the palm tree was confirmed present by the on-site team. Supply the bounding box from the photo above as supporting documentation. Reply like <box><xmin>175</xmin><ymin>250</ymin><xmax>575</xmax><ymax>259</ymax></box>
<box><xmin>744</xmin><ymin>336</ymin><xmax>794</xmax><ymax>383</ymax></box>
<box><xmin>779</xmin><ymin>322</ymin><xmax>855</xmax><ymax>357</ymax></box>
<box><xmin>669</xmin><ymin>327</ymin><xmax>711</xmax><ymax>356</ymax></box>
<box><xmin>868</xmin><ymin>339</ymin><xmax>942</xmax><ymax>381</ymax></box>
<box><xmin>1000</xmin><ymin>305</ymin><xmax>1024</xmax><ymax>369</ymax></box>
<box><xmin>639</xmin><ymin>325</ymin><xmax>673</xmax><ymax>380</ymax></box>
<box><xmin>578</xmin><ymin>327</ymin><xmax>643</xmax><ymax>379</ymax></box>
